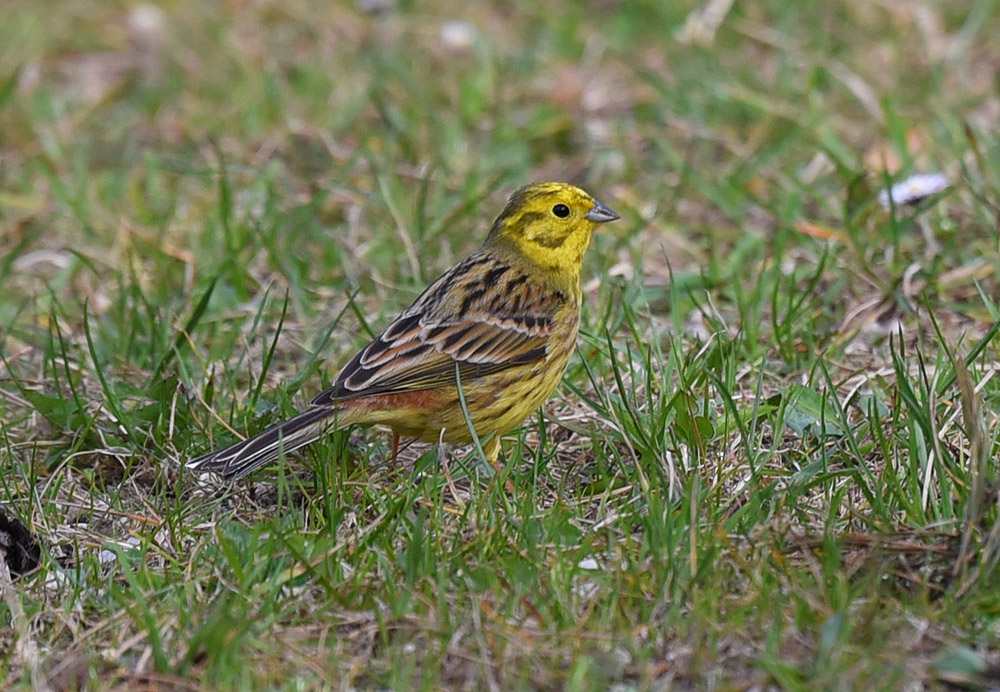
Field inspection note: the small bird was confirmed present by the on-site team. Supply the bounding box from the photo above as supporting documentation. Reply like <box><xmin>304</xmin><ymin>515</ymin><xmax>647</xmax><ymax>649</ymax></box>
<box><xmin>188</xmin><ymin>182</ymin><xmax>619</xmax><ymax>480</ymax></box>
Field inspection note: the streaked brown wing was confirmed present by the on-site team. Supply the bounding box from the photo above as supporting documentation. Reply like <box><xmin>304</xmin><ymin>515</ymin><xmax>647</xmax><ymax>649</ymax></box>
<box><xmin>310</xmin><ymin>251</ymin><xmax>564</xmax><ymax>406</ymax></box>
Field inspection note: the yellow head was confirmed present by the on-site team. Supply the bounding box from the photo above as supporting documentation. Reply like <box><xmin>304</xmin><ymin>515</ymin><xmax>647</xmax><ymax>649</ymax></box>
<box><xmin>483</xmin><ymin>182</ymin><xmax>619</xmax><ymax>284</ymax></box>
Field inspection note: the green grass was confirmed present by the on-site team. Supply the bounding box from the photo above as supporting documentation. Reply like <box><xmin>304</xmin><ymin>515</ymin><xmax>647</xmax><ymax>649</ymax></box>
<box><xmin>3</xmin><ymin>0</ymin><xmax>1000</xmax><ymax>689</ymax></box>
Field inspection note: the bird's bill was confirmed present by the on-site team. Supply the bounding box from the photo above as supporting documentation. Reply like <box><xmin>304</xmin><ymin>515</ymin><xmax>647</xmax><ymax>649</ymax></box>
<box><xmin>586</xmin><ymin>200</ymin><xmax>620</xmax><ymax>223</ymax></box>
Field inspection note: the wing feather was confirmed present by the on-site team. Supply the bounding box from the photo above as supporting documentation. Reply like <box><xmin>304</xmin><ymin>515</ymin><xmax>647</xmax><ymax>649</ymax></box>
<box><xmin>310</xmin><ymin>252</ymin><xmax>565</xmax><ymax>407</ymax></box>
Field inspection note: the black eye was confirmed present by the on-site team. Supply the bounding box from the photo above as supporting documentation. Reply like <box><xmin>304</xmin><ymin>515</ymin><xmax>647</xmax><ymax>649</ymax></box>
<box><xmin>552</xmin><ymin>204</ymin><xmax>570</xmax><ymax>218</ymax></box>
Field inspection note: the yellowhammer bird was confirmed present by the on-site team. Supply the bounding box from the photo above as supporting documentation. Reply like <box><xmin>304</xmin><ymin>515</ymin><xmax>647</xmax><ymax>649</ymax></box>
<box><xmin>188</xmin><ymin>182</ymin><xmax>619</xmax><ymax>479</ymax></box>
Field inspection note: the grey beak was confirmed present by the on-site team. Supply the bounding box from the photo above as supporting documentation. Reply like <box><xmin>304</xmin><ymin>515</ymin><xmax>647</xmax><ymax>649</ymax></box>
<box><xmin>586</xmin><ymin>199</ymin><xmax>620</xmax><ymax>223</ymax></box>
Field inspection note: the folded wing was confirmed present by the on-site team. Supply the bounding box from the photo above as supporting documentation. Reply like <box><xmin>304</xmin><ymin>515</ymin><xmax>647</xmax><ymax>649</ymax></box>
<box><xmin>311</xmin><ymin>251</ymin><xmax>564</xmax><ymax>406</ymax></box>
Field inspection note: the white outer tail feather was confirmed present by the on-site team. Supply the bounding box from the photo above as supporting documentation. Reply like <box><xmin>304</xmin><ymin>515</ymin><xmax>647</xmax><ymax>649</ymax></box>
<box><xmin>187</xmin><ymin>407</ymin><xmax>337</xmax><ymax>479</ymax></box>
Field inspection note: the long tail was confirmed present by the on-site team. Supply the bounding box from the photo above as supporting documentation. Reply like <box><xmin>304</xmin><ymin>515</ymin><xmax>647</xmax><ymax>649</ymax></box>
<box><xmin>187</xmin><ymin>407</ymin><xmax>341</xmax><ymax>479</ymax></box>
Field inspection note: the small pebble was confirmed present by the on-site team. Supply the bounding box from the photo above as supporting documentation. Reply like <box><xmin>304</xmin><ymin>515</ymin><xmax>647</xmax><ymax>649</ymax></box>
<box><xmin>878</xmin><ymin>172</ymin><xmax>949</xmax><ymax>209</ymax></box>
<box><xmin>440</xmin><ymin>20</ymin><xmax>477</xmax><ymax>54</ymax></box>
